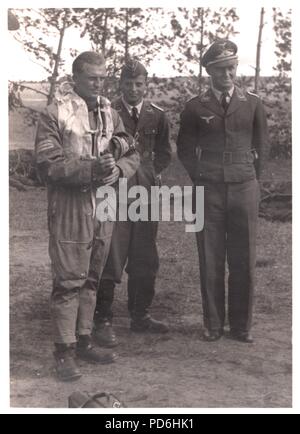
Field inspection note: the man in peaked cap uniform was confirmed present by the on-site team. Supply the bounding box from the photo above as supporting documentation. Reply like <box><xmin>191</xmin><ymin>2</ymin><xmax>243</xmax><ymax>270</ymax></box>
<box><xmin>95</xmin><ymin>59</ymin><xmax>172</xmax><ymax>346</ymax></box>
<box><xmin>177</xmin><ymin>39</ymin><xmax>269</xmax><ymax>343</ymax></box>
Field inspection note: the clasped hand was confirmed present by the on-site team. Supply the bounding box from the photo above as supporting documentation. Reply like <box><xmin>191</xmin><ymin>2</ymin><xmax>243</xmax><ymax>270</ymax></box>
<box><xmin>92</xmin><ymin>154</ymin><xmax>120</xmax><ymax>186</ymax></box>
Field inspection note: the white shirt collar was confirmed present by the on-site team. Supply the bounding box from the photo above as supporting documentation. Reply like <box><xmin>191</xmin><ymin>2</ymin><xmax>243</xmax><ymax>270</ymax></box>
<box><xmin>122</xmin><ymin>97</ymin><xmax>144</xmax><ymax>116</ymax></box>
<box><xmin>211</xmin><ymin>83</ymin><xmax>235</xmax><ymax>102</ymax></box>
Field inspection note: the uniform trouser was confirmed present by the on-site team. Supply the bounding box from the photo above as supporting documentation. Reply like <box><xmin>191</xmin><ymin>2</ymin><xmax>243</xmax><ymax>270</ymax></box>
<box><xmin>50</xmin><ymin>220</ymin><xmax>114</xmax><ymax>344</ymax></box>
<box><xmin>195</xmin><ymin>179</ymin><xmax>260</xmax><ymax>333</ymax></box>
<box><xmin>97</xmin><ymin>211</ymin><xmax>159</xmax><ymax>321</ymax></box>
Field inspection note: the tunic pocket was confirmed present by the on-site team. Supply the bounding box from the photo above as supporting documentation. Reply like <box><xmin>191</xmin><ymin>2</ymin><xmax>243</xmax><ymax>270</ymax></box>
<box><xmin>50</xmin><ymin>239</ymin><xmax>92</xmax><ymax>281</ymax></box>
<box><xmin>143</xmin><ymin>127</ymin><xmax>158</xmax><ymax>151</ymax></box>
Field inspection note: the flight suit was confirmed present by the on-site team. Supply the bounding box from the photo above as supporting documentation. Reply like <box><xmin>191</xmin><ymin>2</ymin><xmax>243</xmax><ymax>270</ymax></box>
<box><xmin>177</xmin><ymin>86</ymin><xmax>269</xmax><ymax>333</ymax></box>
<box><xmin>35</xmin><ymin>86</ymin><xmax>140</xmax><ymax>344</ymax></box>
<box><xmin>97</xmin><ymin>98</ymin><xmax>172</xmax><ymax>321</ymax></box>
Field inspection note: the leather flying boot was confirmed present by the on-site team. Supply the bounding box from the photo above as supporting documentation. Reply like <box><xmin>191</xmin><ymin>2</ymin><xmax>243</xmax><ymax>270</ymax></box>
<box><xmin>76</xmin><ymin>335</ymin><xmax>117</xmax><ymax>364</ymax></box>
<box><xmin>54</xmin><ymin>343</ymin><xmax>82</xmax><ymax>382</ymax></box>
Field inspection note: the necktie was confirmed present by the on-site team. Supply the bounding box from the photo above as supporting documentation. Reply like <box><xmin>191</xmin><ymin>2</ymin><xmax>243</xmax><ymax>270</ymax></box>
<box><xmin>131</xmin><ymin>106</ymin><xmax>139</xmax><ymax>125</ymax></box>
<box><xmin>221</xmin><ymin>92</ymin><xmax>230</xmax><ymax>112</ymax></box>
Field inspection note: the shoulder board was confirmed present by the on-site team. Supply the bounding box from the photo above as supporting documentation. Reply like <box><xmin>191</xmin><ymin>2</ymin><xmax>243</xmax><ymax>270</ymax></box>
<box><xmin>247</xmin><ymin>91</ymin><xmax>260</xmax><ymax>99</ymax></box>
<box><xmin>150</xmin><ymin>102</ymin><xmax>164</xmax><ymax>112</ymax></box>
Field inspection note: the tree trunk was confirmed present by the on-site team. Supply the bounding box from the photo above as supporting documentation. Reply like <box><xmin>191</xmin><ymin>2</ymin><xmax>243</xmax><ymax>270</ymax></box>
<box><xmin>255</xmin><ymin>7</ymin><xmax>265</xmax><ymax>93</ymax></box>
<box><xmin>199</xmin><ymin>8</ymin><xmax>205</xmax><ymax>93</ymax></box>
<box><xmin>125</xmin><ymin>9</ymin><xmax>130</xmax><ymax>62</ymax></box>
<box><xmin>47</xmin><ymin>12</ymin><xmax>68</xmax><ymax>105</ymax></box>
<box><xmin>101</xmin><ymin>10</ymin><xmax>109</xmax><ymax>55</ymax></box>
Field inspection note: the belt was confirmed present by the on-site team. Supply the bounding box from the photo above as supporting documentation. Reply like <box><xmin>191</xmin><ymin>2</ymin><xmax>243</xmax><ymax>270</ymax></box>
<box><xmin>197</xmin><ymin>149</ymin><xmax>258</xmax><ymax>165</ymax></box>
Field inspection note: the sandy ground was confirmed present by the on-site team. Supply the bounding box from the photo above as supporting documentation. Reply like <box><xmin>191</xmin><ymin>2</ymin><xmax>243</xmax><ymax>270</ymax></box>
<box><xmin>9</xmin><ymin>175</ymin><xmax>292</xmax><ymax>408</ymax></box>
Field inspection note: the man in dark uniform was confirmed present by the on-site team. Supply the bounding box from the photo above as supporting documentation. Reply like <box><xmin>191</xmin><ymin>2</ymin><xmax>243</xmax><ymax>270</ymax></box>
<box><xmin>177</xmin><ymin>40</ymin><xmax>269</xmax><ymax>343</ymax></box>
<box><xmin>95</xmin><ymin>60</ymin><xmax>172</xmax><ymax>346</ymax></box>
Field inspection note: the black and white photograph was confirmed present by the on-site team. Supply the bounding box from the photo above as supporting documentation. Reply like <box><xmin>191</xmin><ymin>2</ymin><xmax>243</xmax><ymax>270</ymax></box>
<box><xmin>3</xmin><ymin>0</ymin><xmax>296</xmax><ymax>413</ymax></box>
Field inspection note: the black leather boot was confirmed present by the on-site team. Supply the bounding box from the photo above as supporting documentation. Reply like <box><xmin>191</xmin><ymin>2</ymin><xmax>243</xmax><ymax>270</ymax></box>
<box><xmin>76</xmin><ymin>335</ymin><xmax>117</xmax><ymax>364</ymax></box>
<box><xmin>131</xmin><ymin>315</ymin><xmax>169</xmax><ymax>334</ymax></box>
<box><xmin>94</xmin><ymin>320</ymin><xmax>119</xmax><ymax>348</ymax></box>
<box><xmin>229</xmin><ymin>329</ymin><xmax>254</xmax><ymax>343</ymax></box>
<box><xmin>94</xmin><ymin>279</ymin><xmax>115</xmax><ymax>324</ymax></box>
<box><xmin>128</xmin><ymin>278</ymin><xmax>169</xmax><ymax>334</ymax></box>
<box><xmin>94</xmin><ymin>280</ymin><xmax>118</xmax><ymax>348</ymax></box>
<box><xmin>54</xmin><ymin>343</ymin><xmax>82</xmax><ymax>382</ymax></box>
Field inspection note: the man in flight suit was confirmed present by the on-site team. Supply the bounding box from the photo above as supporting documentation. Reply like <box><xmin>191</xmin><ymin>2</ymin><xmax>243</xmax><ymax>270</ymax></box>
<box><xmin>177</xmin><ymin>40</ymin><xmax>269</xmax><ymax>343</ymax></box>
<box><xmin>95</xmin><ymin>60</ymin><xmax>172</xmax><ymax>346</ymax></box>
<box><xmin>35</xmin><ymin>52</ymin><xmax>140</xmax><ymax>381</ymax></box>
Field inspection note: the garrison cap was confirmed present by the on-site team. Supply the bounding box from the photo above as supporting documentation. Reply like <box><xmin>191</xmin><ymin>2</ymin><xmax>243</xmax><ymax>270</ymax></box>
<box><xmin>120</xmin><ymin>59</ymin><xmax>148</xmax><ymax>81</ymax></box>
<box><xmin>202</xmin><ymin>39</ymin><xmax>238</xmax><ymax>68</ymax></box>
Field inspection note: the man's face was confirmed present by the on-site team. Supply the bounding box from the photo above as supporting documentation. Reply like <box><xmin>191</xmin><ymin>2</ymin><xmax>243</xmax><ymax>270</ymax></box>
<box><xmin>73</xmin><ymin>63</ymin><xmax>107</xmax><ymax>102</ymax></box>
<box><xmin>207</xmin><ymin>61</ymin><xmax>238</xmax><ymax>92</ymax></box>
<box><xmin>120</xmin><ymin>75</ymin><xmax>147</xmax><ymax>106</ymax></box>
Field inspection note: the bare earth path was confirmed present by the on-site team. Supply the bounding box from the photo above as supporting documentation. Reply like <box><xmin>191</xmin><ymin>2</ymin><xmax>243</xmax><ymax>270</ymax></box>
<box><xmin>10</xmin><ymin>179</ymin><xmax>292</xmax><ymax>408</ymax></box>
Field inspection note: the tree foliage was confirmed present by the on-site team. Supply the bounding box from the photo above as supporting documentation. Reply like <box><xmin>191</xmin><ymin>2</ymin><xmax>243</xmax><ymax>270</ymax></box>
<box><xmin>166</xmin><ymin>8</ymin><xmax>239</xmax><ymax>79</ymax></box>
<box><xmin>273</xmin><ymin>8</ymin><xmax>292</xmax><ymax>76</ymax></box>
<box><xmin>13</xmin><ymin>9</ymin><xmax>81</xmax><ymax>74</ymax></box>
<box><xmin>8</xmin><ymin>8</ymin><xmax>291</xmax><ymax>159</ymax></box>
<box><xmin>11</xmin><ymin>7</ymin><xmax>240</xmax><ymax>82</ymax></box>
<box><xmin>267</xmin><ymin>8</ymin><xmax>292</xmax><ymax>158</ymax></box>
<box><xmin>9</xmin><ymin>8</ymin><xmax>82</xmax><ymax>119</ymax></box>
<box><xmin>81</xmin><ymin>8</ymin><xmax>166</xmax><ymax>76</ymax></box>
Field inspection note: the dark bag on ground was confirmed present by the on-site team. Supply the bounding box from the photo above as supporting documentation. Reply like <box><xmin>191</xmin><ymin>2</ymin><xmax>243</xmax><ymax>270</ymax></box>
<box><xmin>68</xmin><ymin>391</ymin><xmax>125</xmax><ymax>408</ymax></box>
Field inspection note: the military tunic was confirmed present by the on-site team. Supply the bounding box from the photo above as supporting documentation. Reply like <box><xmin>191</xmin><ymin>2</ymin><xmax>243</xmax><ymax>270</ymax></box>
<box><xmin>99</xmin><ymin>98</ymin><xmax>172</xmax><ymax>319</ymax></box>
<box><xmin>177</xmin><ymin>86</ymin><xmax>269</xmax><ymax>333</ymax></box>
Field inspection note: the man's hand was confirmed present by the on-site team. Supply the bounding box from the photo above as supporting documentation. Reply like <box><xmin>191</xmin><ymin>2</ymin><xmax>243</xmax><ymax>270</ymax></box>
<box><xmin>102</xmin><ymin>166</ymin><xmax>121</xmax><ymax>186</ymax></box>
<box><xmin>92</xmin><ymin>154</ymin><xmax>116</xmax><ymax>183</ymax></box>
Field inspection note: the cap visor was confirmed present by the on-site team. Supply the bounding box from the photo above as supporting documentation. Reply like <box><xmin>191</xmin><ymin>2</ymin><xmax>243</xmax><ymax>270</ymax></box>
<box><xmin>206</xmin><ymin>56</ymin><xmax>238</xmax><ymax>68</ymax></box>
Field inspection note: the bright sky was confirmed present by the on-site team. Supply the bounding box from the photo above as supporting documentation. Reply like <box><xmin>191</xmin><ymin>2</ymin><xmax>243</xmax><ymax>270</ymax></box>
<box><xmin>6</xmin><ymin>5</ymin><xmax>291</xmax><ymax>81</ymax></box>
